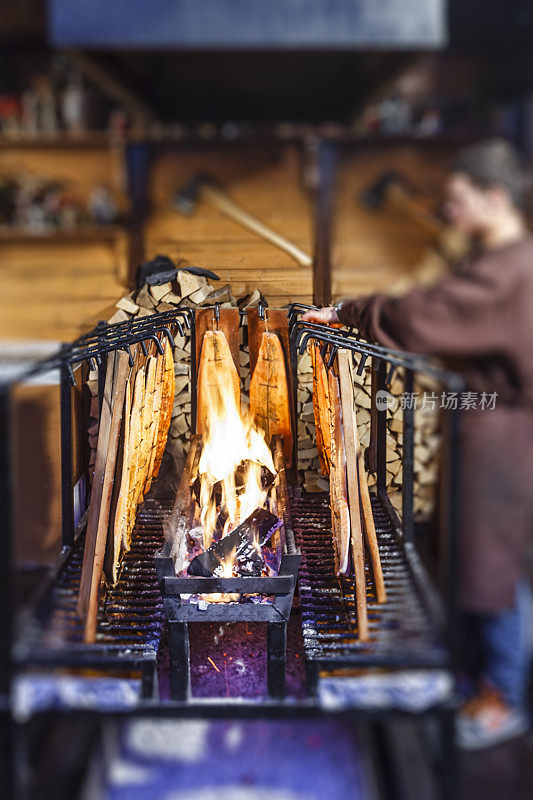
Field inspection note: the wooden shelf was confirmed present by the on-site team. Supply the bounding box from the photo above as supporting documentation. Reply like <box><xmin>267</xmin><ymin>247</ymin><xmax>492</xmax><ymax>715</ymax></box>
<box><xmin>0</xmin><ymin>129</ymin><xmax>479</xmax><ymax>150</ymax></box>
<box><xmin>0</xmin><ymin>132</ymin><xmax>123</xmax><ymax>149</ymax></box>
<box><xmin>0</xmin><ymin>225</ymin><xmax>127</xmax><ymax>243</ymax></box>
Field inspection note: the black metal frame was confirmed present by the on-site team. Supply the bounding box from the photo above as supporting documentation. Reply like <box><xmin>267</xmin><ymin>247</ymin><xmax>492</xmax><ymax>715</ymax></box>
<box><xmin>287</xmin><ymin>304</ymin><xmax>464</xmax><ymax>657</ymax></box>
<box><xmin>5</xmin><ymin>309</ymin><xmax>197</xmax><ymax>695</ymax></box>
<box><xmin>155</xmin><ymin>430</ymin><xmax>301</xmax><ymax>701</ymax></box>
<box><xmin>287</xmin><ymin>303</ymin><xmax>464</xmax><ymax>800</ymax></box>
<box><xmin>0</xmin><ymin>302</ymin><xmax>464</xmax><ymax>800</ymax></box>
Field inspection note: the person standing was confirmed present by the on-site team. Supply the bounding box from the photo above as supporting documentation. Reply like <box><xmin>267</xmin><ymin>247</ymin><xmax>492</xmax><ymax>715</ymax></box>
<box><xmin>303</xmin><ymin>138</ymin><xmax>533</xmax><ymax>749</ymax></box>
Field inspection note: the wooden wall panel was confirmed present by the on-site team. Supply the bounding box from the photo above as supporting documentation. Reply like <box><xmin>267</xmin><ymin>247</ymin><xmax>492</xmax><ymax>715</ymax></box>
<box><xmin>331</xmin><ymin>144</ymin><xmax>452</xmax><ymax>301</ymax></box>
<box><xmin>0</xmin><ymin>237</ymin><xmax>128</xmax><ymax>340</ymax></box>
<box><xmin>0</xmin><ymin>145</ymin><xmax>129</xmax><ymax>340</ymax></box>
<box><xmin>144</xmin><ymin>143</ymin><xmax>314</xmax><ymax>307</ymax></box>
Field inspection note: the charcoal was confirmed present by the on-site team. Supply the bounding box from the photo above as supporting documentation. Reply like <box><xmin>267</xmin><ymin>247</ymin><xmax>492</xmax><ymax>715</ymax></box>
<box><xmin>188</xmin><ymin>508</ymin><xmax>282</xmax><ymax>577</ymax></box>
<box><xmin>261</xmin><ymin>465</ymin><xmax>276</xmax><ymax>491</ymax></box>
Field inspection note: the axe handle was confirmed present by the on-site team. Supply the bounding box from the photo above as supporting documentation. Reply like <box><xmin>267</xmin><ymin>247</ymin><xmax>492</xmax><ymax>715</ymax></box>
<box><xmin>201</xmin><ymin>184</ymin><xmax>312</xmax><ymax>268</ymax></box>
<box><xmin>387</xmin><ymin>183</ymin><xmax>444</xmax><ymax>237</ymax></box>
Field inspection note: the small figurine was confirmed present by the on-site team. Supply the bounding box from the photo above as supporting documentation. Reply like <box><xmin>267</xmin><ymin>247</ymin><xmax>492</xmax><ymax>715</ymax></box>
<box><xmin>88</xmin><ymin>185</ymin><xmax>118</xmax><ymax>225</ymax></box>
<box><xmin>61</xmin><ymin>72</ymin><xmax>86</xmax><ymax>134</ymax></box>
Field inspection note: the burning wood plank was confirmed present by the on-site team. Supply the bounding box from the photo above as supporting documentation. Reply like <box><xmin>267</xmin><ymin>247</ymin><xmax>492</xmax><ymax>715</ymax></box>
<box><xmin>188</xmin><ymin>508</ymin><xmax>282</xmax><ymax>578</ymax></box>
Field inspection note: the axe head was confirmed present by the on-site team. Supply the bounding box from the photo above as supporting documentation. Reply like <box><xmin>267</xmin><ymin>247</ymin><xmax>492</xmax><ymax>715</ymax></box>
<box><xmin>172</xmin><ymin>173</ymin><xmax>222</xmax><ymax>215</ymax></box>
<box><xmin>360</xmin><ymin>170</ymin><xmax>411</xmax><ymax>210</ymax></box>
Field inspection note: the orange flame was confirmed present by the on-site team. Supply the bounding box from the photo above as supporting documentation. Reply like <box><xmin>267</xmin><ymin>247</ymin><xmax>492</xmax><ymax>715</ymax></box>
<box><xmin>197</xmin><ymin>377</ymin><xmax>275</xmax><ymax>549</ymax></box>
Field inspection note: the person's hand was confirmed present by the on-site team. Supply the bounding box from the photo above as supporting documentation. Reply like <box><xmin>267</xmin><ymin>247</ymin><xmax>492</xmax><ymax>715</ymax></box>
<box><xmin>301</xmin><ymin>306</ymin><xmax>340</xmax><ymax>325</ymax></box>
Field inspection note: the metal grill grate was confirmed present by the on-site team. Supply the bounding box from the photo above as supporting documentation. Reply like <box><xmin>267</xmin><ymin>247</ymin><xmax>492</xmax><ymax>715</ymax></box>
<box><xmin>15</xmin><ymin>495</ymin><xmax>172</xmax><ymax>688</ymax></box>
<box><xmin>292</xmin><ymin>491</ymin><xmax>447</xmax><ymax>672</ymax></box>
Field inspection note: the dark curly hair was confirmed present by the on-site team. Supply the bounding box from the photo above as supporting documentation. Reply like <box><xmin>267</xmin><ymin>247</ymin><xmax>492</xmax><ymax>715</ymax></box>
<box><xmin>451</xmin><ymin>137</ymin><xmax>530</xmax><ymax>212</ymax></box>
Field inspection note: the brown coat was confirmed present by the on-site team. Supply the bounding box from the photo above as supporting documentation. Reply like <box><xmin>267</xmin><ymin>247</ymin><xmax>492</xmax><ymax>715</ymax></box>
<box><xmin>338</xmin><ymin>237</ymin><xmax>533</xmax><ymax>612</ymax></box>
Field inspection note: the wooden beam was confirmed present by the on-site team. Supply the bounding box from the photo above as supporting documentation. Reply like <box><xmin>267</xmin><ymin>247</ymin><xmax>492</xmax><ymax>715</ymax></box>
<box><xmin>313</xmin><ymin>140</ymin><xmax>337</xmax><ymax>306</ymax></box>
<box><xmin>63</xmin><ymin>49</ymin><xmax>159</xmax><ymax>124</ymax></box>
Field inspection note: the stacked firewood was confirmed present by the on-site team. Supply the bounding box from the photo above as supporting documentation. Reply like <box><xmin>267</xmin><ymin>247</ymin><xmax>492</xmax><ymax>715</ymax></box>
<box><xmin>297</xmin><ymin>346</ymin><xmax>440</xmax><ymax>520</ymax></box>
<box><xmin>87</xmin><ymin>272</ymin><xmax>266</xmax><ymax>482</ymax></box>
<box><xmin>87</xmin><ymin>275</ymin><xmax>439</xmax><ymax>521</ymax></box>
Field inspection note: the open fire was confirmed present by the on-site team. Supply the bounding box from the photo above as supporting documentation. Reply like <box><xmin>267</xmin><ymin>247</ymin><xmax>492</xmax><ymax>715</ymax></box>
<box><xmin>166</xmin><ymin>327</ymin><xmax>285</xmax><ymax>598</ymax></box>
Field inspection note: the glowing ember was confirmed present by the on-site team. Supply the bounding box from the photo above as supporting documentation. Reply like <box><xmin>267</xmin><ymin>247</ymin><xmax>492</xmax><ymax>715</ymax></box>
<box><xmin>204</xmin><ymin>548</ymin><xmax>240</xmax><ymax>603</ymax></box>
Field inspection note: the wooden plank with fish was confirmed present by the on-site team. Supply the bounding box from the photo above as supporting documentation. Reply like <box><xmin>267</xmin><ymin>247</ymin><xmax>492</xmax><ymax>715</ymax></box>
<box><xmin>249</xmin><ymin>331</ymin><xmax>292</xmax><ymax>465</ymax></box>
<box><xmin>337</xmin><ymin>349</ymin><xmax>369</xmax><ymax>639</ymax></box>
<box><xmin>327</xmin><ymin>368</ymin><xmax>351</xmax><ymax>577</ymax></box>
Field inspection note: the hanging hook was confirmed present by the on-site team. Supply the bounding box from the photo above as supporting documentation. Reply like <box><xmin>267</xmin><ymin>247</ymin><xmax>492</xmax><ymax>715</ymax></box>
<box><xmin>214</xmin><ymin>303</ymin><xmax>220</xmax><ymax>324</ymax></box>
<box><xmin>327</xmin><ymin>347</ymin><xmax>338</xmax><ymax>369</ymax></box>
<box><xmin>162</xmin><ymin>326</ymin><xmax>175</xmax><ymax>348</ymax></box>
<box><xmin>147</xmin><ymin>334</ymin><xmax>164</xmax><ymax>355</ymax></box>
<box><xmin>140</xmin><ymin>340</ymin><xmax>148</xmax><ymax>357</ymax></box>
<box><xmin>122</xmin><ymin>346</ymin><xmax>135</xmax><ymax>367</ymax></box>
<box><xmin>298</xmin><ymin>335</ymin><xmax>310</xmax><ymax>355</ymax></box>
<box><xmin>67</xmin><ymin>363</ymin><xmax>76</xmax><ymax>387</ymax></box>
<box><xmin>356</xmin><ymin>353</ymin><xmax>368</xmax><ymax>377</ymax></box>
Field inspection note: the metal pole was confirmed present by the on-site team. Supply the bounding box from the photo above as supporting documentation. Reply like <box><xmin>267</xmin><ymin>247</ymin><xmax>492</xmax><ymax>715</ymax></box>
<box><xmin>313</xmin><ymin>140</ymin><xmax>337</xmax><ymax>306</ymax></box>
<box><xmin>0</xmin><ymin>381</ymin><xmax>13</xmax><ymax>799</ymax></box>
<box><xmin>438</xmin><ymin>404</ymin><xmax>461</xmax><ymax>800</ymax></box>
<box><xmin>60</xmin><ymin>356</ymin><xmax>74</xmax><ymax>550</ymax></box>
<box><xmin>190</xmin><ymin>311</ymin><xmax>197</xmax><ymax>433</ymax></box>
<box><xmin>402</xmin><ymin>369</ymin><xmax>415</xmax><ymax>543</ymax></box>
<box><xmin>376</xmin><ymin>360</ymin><xmax>387</xmax><ymax>493</ymax></box>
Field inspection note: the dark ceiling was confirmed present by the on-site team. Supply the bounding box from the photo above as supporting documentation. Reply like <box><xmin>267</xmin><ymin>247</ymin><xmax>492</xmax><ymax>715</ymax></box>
<box><xmin>1</xmin><ymin>1</ymin><xmax>533</xmax><ymax>124</ymax></box>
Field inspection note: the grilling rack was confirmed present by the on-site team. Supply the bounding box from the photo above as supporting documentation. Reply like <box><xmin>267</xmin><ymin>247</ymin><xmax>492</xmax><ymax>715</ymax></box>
<box><xmin>2</xmin><ymin>307</ymin><xmax>194</xmax><ymax>698</ymax></box>
<box><xmin>0</xmin><ymin>302</ymin><xmax>464</xmax><ymax>800</ymax></box>
<box><xmin>287</xmin><ymin>304</ymin><xmax>463</xmax><ymax>685</ymax></box>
